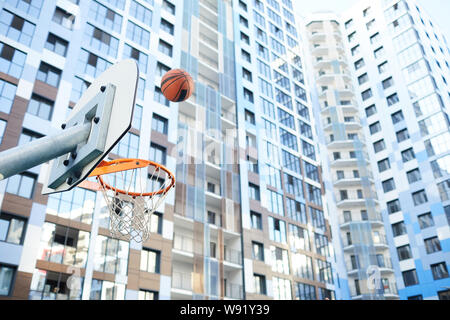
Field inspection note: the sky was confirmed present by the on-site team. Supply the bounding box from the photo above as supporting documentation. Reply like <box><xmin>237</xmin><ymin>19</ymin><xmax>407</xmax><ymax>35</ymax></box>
<box><xmin>293</xmin><ymin>0</ymin><xmax>450</xmax><ymax>43</ymax></box>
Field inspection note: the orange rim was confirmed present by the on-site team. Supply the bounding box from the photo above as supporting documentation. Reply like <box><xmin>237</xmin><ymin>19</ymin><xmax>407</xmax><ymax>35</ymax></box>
<box><xmin>87</xmin><ymin>158</ymin><xmax>175</xmax><ymax>197</ymax></box>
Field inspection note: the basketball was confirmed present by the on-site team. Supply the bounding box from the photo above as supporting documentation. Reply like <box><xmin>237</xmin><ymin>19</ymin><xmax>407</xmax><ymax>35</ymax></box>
<box><xmin>161</xmin><ymin>69</ymin><xmax>194</xmax><ymax>102</ymax></box>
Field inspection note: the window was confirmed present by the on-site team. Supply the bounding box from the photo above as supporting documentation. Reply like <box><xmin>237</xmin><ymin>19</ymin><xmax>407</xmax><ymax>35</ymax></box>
<box><xmin>396</xmin><ymin>128</ymin><xmax>409</xmax><ymax>142</ymax></box>
<box><xmin>156</xmin><ymin>62</ymin><xmax>170</xmax><ymax>77</ymax></box>
<box><xmin>0</xmin><ymin>119</ymin><xmax>5</xmax><ymax>144</ymax></box>
<box><xmin>162</xmin><ymin>0</ymin><xmax>175</xmax><ymax>15</ymax></box>
<box><xmin>46</xmin><ymin>187</ymin><xmax>96</xmax><ymax>224</ymax></box>
<box><xmin>0</xmin><ymin>264</ymin><xmax>15</xmax><ymax>296</ymax></box>
<box><xmin>252</xmin><ymin>241</ymin><xmax>264</xmax><ymax>261</ymax></box>
<box><xmin>240</xmin><ymin>32</ymin><xmax>250</xmax><ymax>45</ymax></box>
<box><xmin>242</xmin><ymin>68</ymin><xmax>252</xmax><ymax>82</ymax></box>
<box><xmin>412</xmin><ymin>190</ymin><xmax>428</xmax><ymax>206</ymax></box>
<box><xmin>249</xmin><ymin>183</ymin><xmax>260</xmax><ymax>201</ymax></box>
<box><xmin>0</xmin><ymin>42</ymin><xmax>26</xmax><ymax>79</ymax></box>
<box><xmin>378</xmin><ymin>61</ymin><xmax>388</xmax><ymax>74</ymax></box>
<box><xmin>391</xmin><ymin>110</ymin><xmax>404</xmax><ymax>124</ymax></box>
<box><xmin>406</xmin><ymin>168</ymin><xmax>421</xmax><ymax>184</ymax></box>
<box><xmin>401</xmin><ymin>148</ymin><xmax>415</xmax><ymax>162</ymax></box>
<box><xmin>402</xmin><ymin>269</ymin><xmax>419</xmax><ymax>287</ymax></box>
<box><xmin>354</xmin><ymin>58</ymin><xmax>365</xmax><ymax>70</ymax></box>
<box><xmin>239</xmin><ymin>0</ymin><xmax>247</xmax><ymax>11</ymax></box>
<box><xmin>27</xmin><ymin>94</ymin><xmax>53</xmax><ymax>121</ymax></box>
<box><xmin>127</xmin><ymin>22</ymin><xmax>150</xmax><ymax>47</ymax></box>
<box><xmin>369</xmin><ymin>121</ymin><xmax>381</xmax><ymax>134</ymax></box>
<box><xmin>315</xmin><ymin>233</ymin><xmax>329</xmax><ymax>256</ymax></box>
<box><xmin>89</xmin><ymin>279</ymin><xmax>125</xmax><ymax>300</ymax></box>
<box><xmin>243</xmin><ymin>88</ymin><xmax>254</xmax><ymax>103</ymax></box>
<box><xmin>382</xmin><ymin>178</ymin><xmax>396</xmax><ymax>193</ymax></box>
<box><xmin>250</xmin><ymin>211</ymin><xmax>262</xmax><ymax>230</ymax></box>
<box><xmin>77</xmin><ymin>50</ymin><xmax>112</xmax><ymax>79</ymax></box>
<box><xmin>149</xmin><ymin>143</ymin><xmax>166</xmax><ymax>165</ymax></box>
<box><xmin>0</xmin><ymin>212</ymin><xmax>26</xmax><ymax>245</ymax></box>
<box><xmin>38</xmin><ymin>222</ymin><xmax>90</xmax><ymax>268</ymax></box>
<box><xmin>438</xmin><ymin>290</ymin><xmax>450</xmax><ymax>300</ymax></box>
<box><xmin>0</xmin><ymin>79</ymin><xmax>17</xmax><ymax>114</ymax></box>
<box><xmin>9</xmin><ymin>0</ymin><xmax>43</xmax><ymax>18</ymax></box>
<box><xmin>123</xmin><ymin>44</ymin><xmax>148</xmax><ymax>73</ymax></box>
<box><xmin>373</xmin><ymin>139</ymin><xmax>386</xmax><ymax>153</ymax></box>
<box><xmin>348</xmin><ymin>31</ymin><xmax>356</xmax><ymax>42</ymax></box>
<box><xmin>158</xmin><ymin>40</ymin><xmax>172</xmax><ymax>57</ymax></box>
<box><xmin>89</xmin><ymin>1</ymin><xmax>123</xmax><ymax>33</ymax></box>
<box><xmin>138</xmin><ymin>290</ymin><xmax>158</xmax><ymax>300</ymax></box>
<box><xmin>6</xmin><ymin>172</ymin><xmax>36</xmax><ymax>198</ymax></box>
<box><xmin>241</xmin><ymin>49</ymin><xmax>251</xmax><ymax>62</ymax></box>
<box><xmin>374</xmin><ymin>46</ymin><xmax>385</xmax><ymax>59</ymax></box>
<box><xmin>295</xmin><ymin>283</ymin><xmax>316</xmax><ymax>300</ymax></box>
<box><xmin>392</xmin><ymin>221</ymin><xmax>407</xmax><ymax>237</ymax></box>
<box><xmin>378</xmin><ymin>158</ymin><xmax>390</xmax><ymax>172</ymax></box>
<box><xmin>285</xmin><ymin>199</ymin><xmax>307</xmax><ymax>224</ymax></box>
<box><xmin>153</xmin><ymin>86</ymin><xmax>170</xmax><ymax>107</ymax></box>
<box><xmin>152</xmin><ymin>114</ymin><xmax>168</xmax><ymax>135</ymax></box>
<box><xmin>131</xmin><ymin>104</ymin><xmax>142</xmax><ymax>130</ymax></box>
<box><xmin>418</xmin><ymin>213</ymin><xmax>434</xmax><ymax>229</ymax></box>
<box><xmin>45</xmin><ymin>33</ymin><xmax>68</xmax><ymax>57</ymax></box>
<box><xmin>29</xmin><ymin>269</ymin><xmax>84</xmax><ymax>300</ymax></box>
<box><xmin>270</xmin><ymin>246</ymin><xmax>290</xmax><ymax>274</ymax></box>
<box><xmin>424</xmin><ymin>236</ymin><xmax>441</xmax><ymax>254</ymax></box>
<box><xmin>36</xmin><ymin>62</ymin><xmax>62</xmax><ymax>87</ymax></box>
<box><xmin>358</xmin><ymin>73</ymin><xmax>369</xmax><ymax>84</ymax></box>
<box><xmin>279</xmin><ymin>128</ymin><xmax>298</xmax><ymax>151</ymax></box>
<box><xmin>387</xmin><ymin>199</ymin><xmax>401</xmax><ymax>214</ymax></box>
<box><xmin>130</xmin><ymin>1</ymin><xmax>153</xmax><ymax>25</ymax></box>
<box><xmin>0</xmin><ymin>10</ymin><xmax>36</xmax><ymax>46</ymax></box>
<box><xmin>361</xmin><ymin>89</ymin><xmax>373</xmax><ymax>101</ymax></box>
<box><xmin>301</xmin><ymin>140</ymin><xmax>316</xmax><ymax>161</ymax></box>
<box><xmin>387</xmin><ymin>93</ymin><xmax>399</xmax><ymax>106</ymax></box>
<box><xmin>431</xmin><ymin>263</ymin><xmax>449</xmax><ymax>280</ymax></box>
<box><xmin>317</xmin><ymin>260</ymin><xmax>333</xmax><ymax>284</ymax></box>
<box><xmin>345</xmin><ymin>19</ymin><xmax>353</xmax><ymax>29</ymax></box>
<box><xmin>140</xmin><ymin>248</ymin><xmax>160</xmax><ymax>273</ymax></box>
<box><xmin>52</xmin><ymin>7</ymin><xmax>75</xmax><ymax>30</ymax></box>
<box><xmin>111</xmin><ymin>132</ymin><xmax>139</xmax><ymax>158</ymax></box>
<box><xmin>365</xmin><ymin>105</ymin><xmax>377</xmax><ymax>117</ymax></box>
<box><xmin>351</xmin><ymin>45</ymin><xmax>360</xmax><ymax>56</ymax></box>
<box><xmin>268</xmin><ymin>216</ymin><xmax>286</xmax><ymax>243</ymax></box>
<box><xmin>397</xmin><ymin>245</ymin><xmax>412</xmax><ymax>261</ymax></box>
<box><xmin>253</xmin><ymin>274</ymin><xmax>266</xmax><ymax>295</ymax></box>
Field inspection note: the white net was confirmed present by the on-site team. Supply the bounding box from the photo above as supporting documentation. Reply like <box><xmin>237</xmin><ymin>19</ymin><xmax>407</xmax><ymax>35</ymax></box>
<box><xmin>97</xmin><ymin>161</ymin><xmax>174</xmax><ymax>242</ymax></box>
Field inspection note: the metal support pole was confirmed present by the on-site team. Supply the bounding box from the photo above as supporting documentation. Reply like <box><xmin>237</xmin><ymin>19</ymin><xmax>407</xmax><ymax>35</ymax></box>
<box><xmin>0</xmin><ymin>123</ymin><xmax>92</xmax><ymax>180</ymax></box>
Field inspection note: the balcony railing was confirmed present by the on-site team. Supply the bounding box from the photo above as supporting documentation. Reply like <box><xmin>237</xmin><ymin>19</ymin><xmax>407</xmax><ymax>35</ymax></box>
<box><xmin>172</xmin><ymin>271</ymin><xmax>192</xmax><ymax>291</ymax></box>
<box><xmin>224</xmin><ymin>248</ymin><xmax>242</xmax><ymax>265</ymax></box>
<box><xmin>173</xmin><ymin>234</ymin><xmax>194</xmax><ymax>253</ymax></box>
<box><xmin>225</xmin><ymin>283</ymin><xmax>243</xmax><ymax>299</ymax></box>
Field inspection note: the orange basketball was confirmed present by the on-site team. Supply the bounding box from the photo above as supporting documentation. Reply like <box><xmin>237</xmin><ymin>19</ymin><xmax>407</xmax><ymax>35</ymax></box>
<box><xmin>161</xmin><ymin>69</ymin><xmax>194</xmax><ymax>102</ymax></box>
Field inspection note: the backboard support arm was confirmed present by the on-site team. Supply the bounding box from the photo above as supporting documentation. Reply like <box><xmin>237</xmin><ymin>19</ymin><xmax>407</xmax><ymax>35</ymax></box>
<box><xmin>0</xmin><ymin>122</ymin><xmax>92</xmax><ymax>180</ymax></box>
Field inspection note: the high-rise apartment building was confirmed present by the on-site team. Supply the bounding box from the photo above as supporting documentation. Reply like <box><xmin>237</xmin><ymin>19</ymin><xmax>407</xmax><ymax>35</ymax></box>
<box><xmin>299</xmin><ymin>0</ymin><xmax>450</xmax><ymax>300</ymax></box>
<box><xmin>340</xmin><ymin>0</ymin><xmax>450</xmax><ymax>301</ymax></box>
<box><xmin>0</xmin><ymin>0</ymin><xmax>336</xmax><ymax>300</ymax></box>
<box><xmin>234</xmin><ymin>0</ymin><xmax>337</xmax><ymax>300</ymax></box>
<box><xmin>0</xmin><ymin>0</ymin><xmax>448</xmax><ymax>301</ymax></box>
<box><xmin>304</xmin><ymin>14</ymin><xmax>398</xmax><ymax>300</ymax></box>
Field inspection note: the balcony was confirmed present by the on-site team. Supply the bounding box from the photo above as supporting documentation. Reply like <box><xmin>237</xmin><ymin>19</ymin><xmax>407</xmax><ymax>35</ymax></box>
<box><xmin>337</xmin><ymin>197</ymin><xmax>378</xmax><ymax>209</ymax></box>
<box><xmin>311</xmin><ymin>45</ymin><xmax>329</xmax><ymax>56</ymax></box>
<box><xmin>224</xmin><ymin>248</ymin><xmax>242</xmax><ymax>266</ymax></box>
<box><xmin>333</xmin><ymin>177</ymin><xmax>366</xmax><ymax>188</ymax></box>
<box><xmin>309</xmin><ymin>32</ymin><xmax>326</xmax><ymax>42</ymax></box>
<box><xmin>339</xmin><ymin>214</ymin><xmax>384</xmax><ymax>229</ymax></box>
<box><xmin>172</xmin><ymin>271</ymin><xmax>193</xmax><ymax>294</ymax></box>
<box><xmin>225</xmin><ymin>283</ymin><xmax>243</xmax><ymax>299</ymax></box>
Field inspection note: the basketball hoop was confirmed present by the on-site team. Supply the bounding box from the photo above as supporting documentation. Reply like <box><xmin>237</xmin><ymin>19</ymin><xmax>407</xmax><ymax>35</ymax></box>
<box><xmin>84</xmin><ymin>159</ymin><xmax>175</xmax><ymax>242</ymax></box>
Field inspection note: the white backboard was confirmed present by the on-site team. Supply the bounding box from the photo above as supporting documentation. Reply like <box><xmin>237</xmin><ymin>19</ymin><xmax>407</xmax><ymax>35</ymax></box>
<box><xmin>42</xmin><ymin>59</ymin><xmax>139</xmax><ymax>194</ymax></box>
